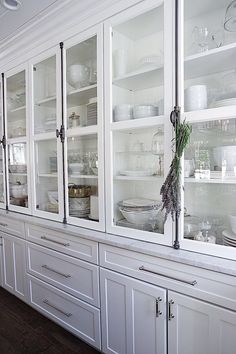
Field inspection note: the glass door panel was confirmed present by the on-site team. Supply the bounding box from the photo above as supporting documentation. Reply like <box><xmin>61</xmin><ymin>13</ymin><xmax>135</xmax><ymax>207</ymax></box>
<box><xmin>66</xmin><ymin>36</ymin><xmax>97</xmax><ymax>128</ymax></box>
<box><xmin>67</xmin><ymin>134</ymin><xmax>99</xmax><ymax>221</ymax></box>
<box><xmin>0</xmin><ymin>83</ymin><xmax>5</xmax><ymax>204</ymax></box>
<box><xmin>106</xmin><ymin>1</ymin><xmax>173</xmax><ymax>243</ymax></box>
<box><xmin>8</xmin><ymin>142</ymin><xmax>28</xmax><ymax>208</ymax></box>
<box><xmin>34</xmin><ymin>139</ymin><xmax>58</xmax><ymax>214</ymax></box>
<box><xmin>184</xmin><ymin>0</ymin><xmax>236</xmax><ymax>112</ymax></box>
<box><xmin>6</xmin><ymin>71</ymin><xmax>26</xmax><ymax>138</ymax></box>
<box><xmin>184</xmin><ymin>118</ymin><xmax>236</xmax><ymax>250</ymax></box>
<box><xmin>33</xmin><ymin>56</ymin><xmax>57</xmax><ymax>134</ymax></box>
<box><xmin>112</xmin><ymin>5</ymin><xmax>164</xmax><ymax>122</ymax></box>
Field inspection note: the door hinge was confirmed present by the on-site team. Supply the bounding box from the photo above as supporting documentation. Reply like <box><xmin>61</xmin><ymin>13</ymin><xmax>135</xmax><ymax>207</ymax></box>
<box><xmin>56</xmin><ymin>125</ymin><xmax>65</xmax><ymax>143</ymax></box>
<box><xmin>170</xmin><ymin>106</ymin><xmax>180</xmax><ymax>128</ymax></box>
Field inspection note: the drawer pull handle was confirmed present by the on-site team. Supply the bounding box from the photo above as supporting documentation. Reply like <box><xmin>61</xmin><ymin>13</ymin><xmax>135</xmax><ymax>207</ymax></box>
<box><xmin>43</xmin><ymin>299</ymin><xmax>72</xmax><ymax>317</ymax></box>
<box><xmin>42</xmin><ymin>265</ymin><xmax>71</xmax><ymax>278</ymax></box>
<box><xmin>139</xmin><ymin>266</ymin><xmax>197</xmax><ymax>286</ymax></box>
<box><xmin>168</xmin><ymin>300</ymin><xmax>175</xmax><ymax>321</ymax></box>
<box><xmin>41</xmin><ymin>236</ymin><xmax>70</xmax><ymax>247</ymax></box>
<box><xmin>0</xmin><ymin>223</ymin><xmax>7</xmax><ymax>227</ymax></box>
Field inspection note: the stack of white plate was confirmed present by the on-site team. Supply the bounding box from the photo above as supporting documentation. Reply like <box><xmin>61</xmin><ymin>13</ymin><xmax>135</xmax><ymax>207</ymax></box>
<box><xmin>86</xmin><ymin>102</ymin><xmax>97</xmax><ymax>126</ymax></box>
<box><xmin>222</xmin><ymin>230</ymin><xmax>236</xmax><ymax>247</ymax></box>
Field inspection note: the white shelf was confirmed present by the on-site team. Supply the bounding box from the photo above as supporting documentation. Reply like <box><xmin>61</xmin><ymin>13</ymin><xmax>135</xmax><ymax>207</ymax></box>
<box><xmin>66</xmin><ymin>125</ymin><xmax>97</xmax><ymax>137</ymax></box>
<box><xmin>185</xmin><ymin>177</ymin><xmax>236</xmax><ymax>185</ymax></box>
<box><xmin>69</xmin><ymin>174</ymin><xmax>98</xmax><ymax>179</ymax></box>
<box><xmin>35</xmin><ymin>96</ymin><xmax>56</xmax><ymax>107</ymax></box>
<box><xmin>8</xmin><ymin>105</ymin><xmax>26</xmax><ymax>113</ymax></box>
<box><xmin>113</xmin><ymin>66</ymin><xmax>163</xmax><ymax>91</ymax></box>
<box><xmin>114</xmin><ymin>175</ymin><xmax>162</xmax><ymax>181</ymax></box>
<box><xmin>7</xmin><ymin>137</ymin><xmax>27</xmax><ymax>144</ymax></box>
<box><xmin>184</xmin><ymin>105</ymin><xmax>236</xmax><ymax>123</ymax></box>
<box><xmin>33</xmin><ymin>131</ymin><xmax>56</xmax><ymax>141</ymax></box>
<box><xmin>111</xmin><ymin>115</ymin><xmax>164</xmax><ymax>131</ymax></box>
<box><xmin>9</xmin><ymin>172</ymin><xmax>27</xmax><ymax>177</ymax></box>
<box><xmin>38</xmin><ymin>173</ymin><xmax>57</xmax><ymax>178</ymax></box>
<box><xmin>67</xmin><ymin>84</ymin><xmax>97</xmax><ymax>107</ymax></box>
<box><xmin>115</xmin><ymin>150</ymin><xmax>163</xmax><ymax>156</ymax></box>
<box><xmin>185</xmin><ymin>43</ymin><xmax>236</xmax><ymax>80</ymax></box>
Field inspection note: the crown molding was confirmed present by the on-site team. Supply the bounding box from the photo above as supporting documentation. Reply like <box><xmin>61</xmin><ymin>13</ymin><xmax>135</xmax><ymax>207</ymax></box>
<box><xmin>0</xmin><ymin>0</ymin><xmax>142</xmax><ymax>71</ymax></box>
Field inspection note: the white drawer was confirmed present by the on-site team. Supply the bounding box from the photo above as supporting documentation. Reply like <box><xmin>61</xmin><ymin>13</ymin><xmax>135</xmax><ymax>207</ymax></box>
<box><xmin>28</xmin><ymin>275</ymin><xmax>101</xmax><ymax>350</ymax></box>
<box><xmin>27</xmin><ymin>242</ymin><xmax>99</xmax><ymax>307</ymax></box>
<box><xmin>25</xmin><ymin>224</ymin><xmax>98</xmax><ymax>264</ymax></box>
<box><xmin>0</xmin><ymin>216</ymin><xmax>25</xmax><ymax>239</ymax></box>
<box><xmin>100</xmin><ymin>244</ymin><xmax>236</xmax><ymax>311</ymax></box>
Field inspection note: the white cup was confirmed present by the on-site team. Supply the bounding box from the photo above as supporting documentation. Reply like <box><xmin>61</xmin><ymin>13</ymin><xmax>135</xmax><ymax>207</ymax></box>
<box><xmin>113</xmin><ymin>49</ymin><xmax>127</xmax><ymax>77</ymax></box>
<box><xmin>185</xmin><ymin>85</ymin><xmax>207</xmax><ymax>111</ymax></box>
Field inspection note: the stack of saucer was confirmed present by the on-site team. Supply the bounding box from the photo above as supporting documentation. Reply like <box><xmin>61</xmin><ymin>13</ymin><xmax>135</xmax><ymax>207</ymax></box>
<box><xmin>222</xmin><ymin>230</ymin><xmax>236</xmax><ymax>247</ymax></box>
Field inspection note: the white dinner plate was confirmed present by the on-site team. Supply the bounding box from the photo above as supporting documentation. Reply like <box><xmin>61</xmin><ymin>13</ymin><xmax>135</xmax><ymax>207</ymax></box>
<box><xmin>222</xmin><ymin>229</ymin><xmax>236</xmax><ymax>240</ymax></box>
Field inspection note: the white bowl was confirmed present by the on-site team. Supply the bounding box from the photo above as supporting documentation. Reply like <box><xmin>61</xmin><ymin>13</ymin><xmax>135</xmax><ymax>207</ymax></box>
<box><xmin>133</xmin><ymin>105</ymin><xmax>158</xmax><ymax>119</ymax></box>
<box><xmin>48</xmin><ymin>191</ymin><xmax>58</xmax><ymax>204</ymax></box>
<box><xmin>10</xmin><ymin>184</ymin><xmax>27</xmax><ymax>198</ymax></box>
<box><xmin>229</xmin><ymin>215</ymin><xmax>236</xmax><ymax>234</ymax></box>
<box><xmin>120</xmin><ymin>208</ymin><xmax>160</xmax><ymax>225</ymax></box>
<box><xmin>69</xmin><ymin>163</ymin><xmax>84</xmax><ymax>174</ymax></box>
<box><xmin>67</xmin><ymin>64</ymin><xmax>89</xmax><ymax>88</ymax></box>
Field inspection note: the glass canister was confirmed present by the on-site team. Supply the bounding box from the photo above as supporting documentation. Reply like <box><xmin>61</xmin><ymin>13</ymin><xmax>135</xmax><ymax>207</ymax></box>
<box><xmin>68</xmin><ymin>112</ymin><xmax>80</xmax><ymax>128</ymax></box>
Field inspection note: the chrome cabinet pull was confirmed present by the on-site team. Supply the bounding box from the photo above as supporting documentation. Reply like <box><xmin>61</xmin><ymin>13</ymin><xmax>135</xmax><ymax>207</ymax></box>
<box><xmin>139</xmin><ymin>266</ymin><xmax>197</xmax><ymax>286</ymax></box>
<box><xmin>41</xmin><ymin>236</ymin><xmax>70</xmax><ymax>247</ymax></box>
<box><xmin>0</xmin><ymin>222</ymin><xmax>7</xmax><ymax>227</ymax></box>
<box><xmin>42</xmin><ymin>264</ymin><xmax>71</xmax><ymax>278</ymax></box>
<box><xmin>43</xmin><ymin>299</ymin><xmax>72</xmax><ymax>317</ymax></box>
<box><xmin>168</xmin><ymin>300</ymin><xmax>175</xmax><ymax>321</ymax></box>
<box><xmin>156</xmin><ymin>297</ymin><xmax>162</xmax><ymax>317</ymax></box>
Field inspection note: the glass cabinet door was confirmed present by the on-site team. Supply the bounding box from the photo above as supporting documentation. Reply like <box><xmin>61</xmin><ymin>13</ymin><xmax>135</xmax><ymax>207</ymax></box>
<box><xmin>105</xmin><ymin>0</ymin><xmax>174</xmax><ymax>243</ymax></box>
<box><xmin>5</xmin><ymin>68</ymin><xmax>29</xmax><ymax>211</ymax></box>
<box><xmin>31</xmin><ymin>51</ymin><xmax>62</xmax><ymax>220</ymax></box>
<box><xmin>182</xmin><ymin>0</ymin><xmax>236</xmax><ymax>258</ymax></box>
<box><xmin>0</xmin><ymin>82</ymin><xmax>5</xmax><ymax>206</ymax></box>
<box><xmin>64</xmin><ymin>26</ymin><xmax>104</xmax><ymax>230</ymax></box>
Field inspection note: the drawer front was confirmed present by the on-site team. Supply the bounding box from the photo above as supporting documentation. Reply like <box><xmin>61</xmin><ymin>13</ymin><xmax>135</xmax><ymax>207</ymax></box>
<box><xmin>25</xmin><ymin>224</ymin><xmax>98</xmax><ymax>264</ymax></box>
<box><xmin>28</xmin><ymin>275</ymin><xmax>101</xmax><ymax>350</ymax></box>
<box><xmin>0</xmin><ymin>216</ymin><xmax>25</xmax><ymax>239</ymax></box>
<box><xmin>100</xmin><ymin>244</ymin><xmax>236</xmax><ymax>311</ymax></box>
<box><xmin>27</xmin><ymin>242</ymin><xmax>99</xmax><ymax>307</ymax></box>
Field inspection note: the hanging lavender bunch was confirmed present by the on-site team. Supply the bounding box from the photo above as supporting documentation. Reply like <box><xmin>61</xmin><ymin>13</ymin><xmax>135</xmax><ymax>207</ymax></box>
<box><xmin>160</xmin><ymin>120</ymin><xmax>192</xmax><ymax>222</ymax></box>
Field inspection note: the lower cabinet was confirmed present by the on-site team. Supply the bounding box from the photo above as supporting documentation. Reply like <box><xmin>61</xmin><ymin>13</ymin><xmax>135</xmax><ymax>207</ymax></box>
<box><xmin>101</xmin><ymin>268</ymin><xmax>236</xmax><ymax>354</ymax></box>
<box><xmin>168</xmin><ymin>291</ymin><xmax>236</xmax><ymax>354</ymax></box>
<box><xmin>100</xmin><ymin>268</ymin><xmax>167</xmax><ymax>354</ymax></box>
<box><xmin>0</xmin><ymin>232</ymin><xmax>28</xmax><ymax>302</ymax></box>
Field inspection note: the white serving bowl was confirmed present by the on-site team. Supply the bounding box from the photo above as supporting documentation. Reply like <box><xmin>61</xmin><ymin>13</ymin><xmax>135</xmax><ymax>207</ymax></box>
<box><xmin>133</xmin><ymin>105</ymin><xmax>158</xmax><ymax>119</ymax></box>
<box><xmin>10</xmin><ymin>184</ymin><xmax>27</xmax><ymax>198</ymax></box>
<box><xmin>67</xmin><ymin>64</ymin><xmax>89</xmax><ymax>89</ymax></box>
<box><xmin>229</xmin><ymin>215</ymin><xmax>236</xmax><ymax>234</ymax></box>
<box><xmin>69</xmin><ymin>162</ymin><xmax>84</xmax><ymax>174</ymax></box>
<box><xmin>119</xmin><ymin>208</ymin><xmax>160</xmax><ymax>225</ymax></box>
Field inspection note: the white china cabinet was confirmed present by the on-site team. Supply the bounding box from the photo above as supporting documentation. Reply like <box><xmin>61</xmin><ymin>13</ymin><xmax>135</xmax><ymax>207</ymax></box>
<box><xmin>63</xmin><ymin>25</ymin><xmax>105</xmax><ymax>231</ymax></box>
<box><xmin>180</xmin><ymin>0</ymin><xmax>236</xmax><ymax>258</ymax></box>
<box><xmin>104</xmin><ymin>0</ymin><xmax>174</xmax><ymax>244</ymax></box>
<box><xmin>5</xmin><ymin>66</ymin><xmax>30</xmax><ymax>213</ymax></box>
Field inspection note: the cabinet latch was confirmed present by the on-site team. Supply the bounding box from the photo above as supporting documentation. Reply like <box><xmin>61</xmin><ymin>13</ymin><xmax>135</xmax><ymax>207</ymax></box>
<box><xmin>56</xmin><ymin>125</ymin><xmax>65</xmax><ymax>143</ymax></box>
<box><xmin>168</xmin><ymin>299</ymin><xmax>175</xmax><ymax>321</ymax></box>
<box><xmin>170</xmin><ymin>106</ymin><xmax>180</xmax><ymax>128</ymax></box>
<box><xmin>0</xmin><ymin>135</ymin><xmax>6</xmax><ymax>149</ymax></box>
<box><xmin>156</xmin><ymin>297</ymin><xmax>162</xmax><ymax>317</ymax></box>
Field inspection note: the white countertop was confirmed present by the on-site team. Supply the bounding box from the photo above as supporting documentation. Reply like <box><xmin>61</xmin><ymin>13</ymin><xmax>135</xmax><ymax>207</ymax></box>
<box><xmin>1</xmin><ymin>210</ymin><xmax>236</xmax><ymax>276</ymax></box>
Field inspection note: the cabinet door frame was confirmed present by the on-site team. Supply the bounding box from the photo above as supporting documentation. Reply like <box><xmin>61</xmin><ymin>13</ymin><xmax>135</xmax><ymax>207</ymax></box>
<box><xmin>28</xmin><ymin>45</ymin><xmax>64</xmax><ymax>222</ymax></box>
<box><xmin>104</xmin><ymin>0</ymin><xmax>175</xmax><ymax>244</ymax></box>
<box><xmin>63</xmin><ymin>23</ymin><xmax>105</xmax><ymax>231</ymax></box>
<box><xmin>0</xmin><ymin>78</ymin><xmax>7</xmax><ymax>209</ymax></box>
<box><xmin>100</xmin><ymin>267</ymin><xmax>167</xmax><ymax>354</ymax></box>
<box><xmin>4</xmin><ymin>63</ymin><xmax>31</xmax><ymax>214</ymax></box>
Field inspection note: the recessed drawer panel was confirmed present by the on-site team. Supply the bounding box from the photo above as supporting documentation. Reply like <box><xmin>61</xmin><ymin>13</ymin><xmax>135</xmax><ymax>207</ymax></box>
<box><xmin>100</xmin><ymin>244</ymin><xmax>236</xmax><ymax>311</ymax></box>
<box><xmin>0</xmin><ymin>216</ymin><xmax>25</xmax><ymax>239</ymax></box>
<box><xmin>28</xmin><ymin>275</ymin><xmax>101</xmax><ymax>350</ymax></box>
<box><xmin>27</xmin><ymin>242</ymin><xmax>99</xmax><ymax>307</ymax></box>
<box><xmin>25</xmin><ymin>224</ymin><xmax>98</xmax><ymax>264</ymax></box>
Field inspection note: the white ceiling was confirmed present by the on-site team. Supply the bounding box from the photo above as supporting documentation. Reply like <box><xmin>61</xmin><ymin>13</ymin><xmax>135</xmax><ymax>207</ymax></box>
<box><xmin>0</xmin><ymin>0</ymin><xmax>68</xmax><ymax>43</ymax></box>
